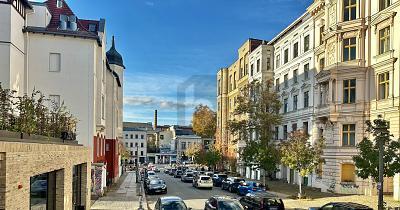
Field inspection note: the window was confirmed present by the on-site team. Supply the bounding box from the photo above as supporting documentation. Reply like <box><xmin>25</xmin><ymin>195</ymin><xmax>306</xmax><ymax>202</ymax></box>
<box><xmin>130</xmin><ymin>134</ymin><xmax>133</xmax><ymax>139</ymax></box>
<box><xmin>283</xmin><ymin>125</ymin><xmax>288</xmax><ymax>140</ymax></box>
<box><xmin>378</xmin><ymin>72</ymin><xmax>390</xmax><ymax>100</ymax></box>
<box><xmin>293</xmin><ymin>42</ymin><xmax>299</xmax><ymax>58</ymax></box>
<box><xmin>181</xmin><ymin>142</ymin><xmax>186</xmax><ymax>150</ymax></box>
<box><xmin>229</xmin><ymin>75</ymin><xmax>233</xmax><ymax>91</ymax></box>
<box><xmin>293</xmin><ymin>95</ymin><xmax>298</xmax><ymax>111</ymax></box>
<box><xmin>319</xmin><ymin>58</ymin><xmax>325</xmax><ymax>70</ymax></box>
<box><xmin>160</xmin><ymin>135</ymin><xmax>164</xmax><ymax>140</ymax></box>
<box><xmin>125</xmin><ymin>134</ymin><xmax>128</xmax><ymax>139</ymax></box>
<box><xmin>284</xmin><ymin>74</ymin><xmax>288</xmax><ymax>88</ymax></box>
<box><xmin>284</xmin><ymin>49</ymin><xmax>289</xmax><ymax>64</ymax></box>
<box><xmin>293</xmin><ymin>69</ymin><xmax>298</xmax><ymax>83</ymax></box>
<box><xmin>101</xmin><ymin>95</ymin><xmax>105</xmax><ymax>119</ymax></box>
<box><xmin>342</xmin><ymin>124</ymin><xmax>356</xmax><ymax>146</ymax></box>
<box><xmin>303</xmin><ymin>122</ymin><xmax>308</xmax><ymax>134</ymax></box>
<box><xmin>304</xmin><ymin>63</ymin><xmax>309</xmax><ymax>80</ymax></box>
<box><xmin>266</xmin><ymin>58</ymin><xmax>271</xmax><ymax>70</ymax></box>
<box><xmin>343</xmin><ymin>37</ymin><xmax>357</xmax><ymax>61</ymax></box>
<box><xmin>49</xmin><ymin>53</ymin><xmax>61</xmax><ymax>72</ymax></box>
<box><xmin>125</xmin><ymin>142</ymin><xmax>128</xmax><ymax>147</ymax></box>
<box><xmin>49</xmin><ymin>95</ymin><xmax>60</xmax><ymax>108</ymax></box>
<box><xmin>341</xmin><ymin>164</ymin><xmax>355</xmax><ymax>182</ymax></box>
<box><xmin>141</xmin><ymin>143</ymin><xmax>144</xmax><ymax>148</ymax></box>
<box><xmin>275</xmin><ymin>78</ymin><xmax>280</xmax><ymax>91</ymax></box>
<box><xmin>130</xmin><ymin>143</ymin><xmax>133</xmax><ymax>147</ymax></box>
<box><xmin>304</xmin><ymin>35</ymin><xmax>310</xmax><ymax>52</ymax></box>
<box><xmin>88</xmin><ymin>24</ymin><xmax>96</xmax><ymax>32</ymax></box>
<box><xmin>344</xmin><ymin>0</ymin><xmax>357</xmax><ymax>21</ymax></box>
<box><xmin>276</xmin><ymin>55</ymin><xmax>281</xmax><ymax>68</ymax></box>
<box><xmin>141</xmin><ymin>151</ymin><xmax>144</xmax><ymax>156</ymax></box>
<box><xmin>275</xmin><ymin>127</ymin><xmax>279</xmax><ymax>140</ymax></box>
<box><xmin>380</xmin><ymin>0</ymin><xmax>391</xmax><ymax>11</ymax></box>
<box><xmin>233</xmin><ymin>72</ymin><xmax>236</xmax><ymax>89</ymax></box>
<box><xmin>320</xmin><ymin>26</ymin><xmax>325</xmax><ymax>45</ymax></box>
<box><xmin>343</xmin><ymin>79</ymin><xmax>356</xmax><ymax>103</ymax></box>
<box><xmin>250</xmin><ymin>64</ymin><xmax>254</xmax><ymax>76</ymax></box>
<box><xmin>379</xmin><ymin>27</ymin><xmax>390</xmax><ymax>54</ymax></box>
<box><xmin>292</xmin><ymin>123</ymin><xmax>297</xmax><ymax>132</ymax></box>
<box><xmin>135</xmin><ymin>134</ymin><xmax>138</xmax><ymax>139</ymax></box>
<box><xmin>130</xmin><ymin>151</ymin><xmax>133</xmax><ymax>156</ymax></box>
<box><xmin>141</xmin><ymin>135</ymin><xmax>144</xmax><ymax>139</ymax></box>
<box><xmin>283</xmin><ymin>98</ymin><xmax>288</xmax><ymax>113</ymax></box>
<box><xmin>106</xmin><ymin>143</ymin><xmax>110</xmax><ymax>152</ymax></box>
<box><xmin>30</xmin><ymin>172</ymin><xmax>57</xmax><ymax>210</ymax></box>
<box><xmin>135</xmin><ymin>151</ymin><xmax>138</xmax><ymax>156</ymax></box>
<box><xmin>304</xmin><ymin>91</ymin><xmax>309</xmax><ymax>108</ymax></box>
<box><xmin>256</xmin><ymin>59</ymin><xmax>260</xmax><ymax>72</ymax></box>
<box><xmin>56</xmin><ymin>0</ymin><xmax>63</xmax><ymax>8</ymax></box>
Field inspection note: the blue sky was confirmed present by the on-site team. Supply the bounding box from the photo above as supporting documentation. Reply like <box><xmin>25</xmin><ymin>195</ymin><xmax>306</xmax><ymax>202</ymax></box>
<box><xmin>45</xmin><ymin>0</ymin><xmax>313</xmax><ymax>125</ymax></box>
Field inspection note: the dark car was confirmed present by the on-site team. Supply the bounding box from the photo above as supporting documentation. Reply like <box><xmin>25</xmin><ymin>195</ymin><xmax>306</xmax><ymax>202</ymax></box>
<box><xmin>144</xmin><ymin>176</ymin><xmax>160</xmax><ymax>189</ymax></box>
<box><xmin>239</xmin><ymin>192</ymin><xmax>284</xmax><ymax>210</ymax></box>
<box><xmin>308</xmin><ymin>202</ymin><xmax>373</xmax><ymax>210</ymax></box>
<box><xmin>212</xmin><ymin>174</ymin><xmax>228</xmax><ymax>187</ymax></box>
<box><xmin>170</xmin><ymin>168</ymin><xmax>177</xmax><ymax>176</ymax></box>
<box><xmin>164</xmin><ymin>169</ymin><xmax>170</xmax><ymax>174</ymax></box>
<box><xmin>174</xmin><ymin>170</ymin><xmax>183</xmax><ymax>178</ymax></box>
<box><xmin>154</xmin><ymin>196</ymin><xmax>191</xmax><ymax>210</ymax></box>
<box><xmin>146</xmin><ymin>179</ymin><xmax>167</xmax><ymax>195</ymax></box>
<box><xmin>205</xmin><ymin>196</ymin><xmax>244</xmax><ymax>210</ymax></box>
<box><xmin>221</xmin><ymin>177</ymin><xmax>245</xmax><ymax>193</ymax></box>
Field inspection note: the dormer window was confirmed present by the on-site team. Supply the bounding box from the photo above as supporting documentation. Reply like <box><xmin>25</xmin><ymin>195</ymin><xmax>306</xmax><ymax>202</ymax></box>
<box><xmin>89</xmin><ymin>24</ymin><xmax>97</xmax><ymax>32</ymax></box>
<box><xmin>57</xmin><ymin>0</ymin><xmax>63</xmax><ymax>8</ymax></box>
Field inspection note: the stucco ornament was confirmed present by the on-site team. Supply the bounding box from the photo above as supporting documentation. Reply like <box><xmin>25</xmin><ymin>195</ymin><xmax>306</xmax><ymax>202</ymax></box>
<box><xmin>329</xmin><ymin>5</ymin><xmax>336</xmax><ymax>26</ymax></box>
<box><xmin>327</xmin><ymin>42</ymin><xmax>336</xmax><ymax>65</ymax></box>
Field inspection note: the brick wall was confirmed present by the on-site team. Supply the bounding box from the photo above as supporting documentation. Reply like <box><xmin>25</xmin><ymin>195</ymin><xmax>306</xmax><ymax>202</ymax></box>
<box><xmin>0</xmin><ymin>139</ymin><xmax>90</xmax><ymax>210</ymax></box>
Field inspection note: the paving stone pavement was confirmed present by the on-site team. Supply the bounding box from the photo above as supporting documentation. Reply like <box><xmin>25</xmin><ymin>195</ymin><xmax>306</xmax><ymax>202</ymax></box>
<box><xmin>91</xmin><ymin>172</ymin><xmax>146</xmax><ymax>210</ymax></box>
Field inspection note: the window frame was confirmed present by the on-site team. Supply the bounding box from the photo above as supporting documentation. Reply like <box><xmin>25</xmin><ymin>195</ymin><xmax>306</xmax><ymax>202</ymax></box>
<box><xmin>343</xmin><ymin>79</ymin><xmax>356</xmax><ymax>104</ymax></box>
<box><xmin>379</xmin><ymin>27</ymin><xmax>390</xmax><ymax>55</ymax></box>
<box><xmin>343</xmin><ymin>37</ymin><xmax>357</xmax><ymax>61</ymax></box>
<box><xmin>49</xmin><ymin>53</ymin><xmax>61</xmax><ymax>72</ymax></box>
<box><xmin>304</xmin><ymin>91</ymin><xmax>309</xmax><ymax>108</ymax></box>
<box><xmin>293</xmin><ymin>95</ymin><xmax>298</xmax><ymax>111</ymax></box>
<box><xmin>276</xmin><ymin>54</ymin><xmax>281</xmax><ymax>68</ymax></box>
<box><xmin>343</xmin><ymin>0</ymin><xmax>357</xmax><ymax>22</ymax></box>
<box><xmin>304</xmin><ymin>35</ymin><xmax>310</xmax><ymax>52</ymax></box>
<box><xmin>284</xmin><ymin>49</ymin><xmax>289</xmax><ymax>64</ymax></box>
<box><xmin>283</xmin><ymin>98</ymin><xmax>288</xmax><ymax>113</ymax></box>
<box><xmin>293</xmin><ymin>42</ymin><xmax>299</xmax><ymax>58</ymax></box>
<box><xmin>304</xmin><ymin>63</ymin><xmax>309</xmax><ymax>80</ymax></box>
<box><xmin>342</xmin><ymin>124</ymin><xmax>356</xmax><ymax>146</ymax></box>
<box><xmin>379</xmin><ymin>0</ymin><xmax>391</xmax><ymax>11</ymax></box>
<box><xmin>378</xmin><ymin>72</ymin><xmax>390</xmax><ymax>100</ymax></box>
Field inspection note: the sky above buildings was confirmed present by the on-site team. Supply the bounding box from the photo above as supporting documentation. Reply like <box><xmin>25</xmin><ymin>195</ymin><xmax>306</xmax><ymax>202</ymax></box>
<box><xmin>35</xmin><ymin>0</ymin><xmax>313</xmax><ymax>125</ymax></box>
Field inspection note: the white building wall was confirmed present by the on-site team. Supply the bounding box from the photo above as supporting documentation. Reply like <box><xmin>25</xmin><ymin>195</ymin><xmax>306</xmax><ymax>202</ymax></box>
<box><xmin>27</xmin><ymin>4</ymin><xmax>51</xmax><ymax>28</ymax></box>
<box><xmin>123</xmin><ymin>130</ymin><xmax>147</xmax><ymax>163</ymax></box>
<box><xmin>26</xmin><ymin>34</ymin><xmax>97</xmax><ymax>152</ymax></box>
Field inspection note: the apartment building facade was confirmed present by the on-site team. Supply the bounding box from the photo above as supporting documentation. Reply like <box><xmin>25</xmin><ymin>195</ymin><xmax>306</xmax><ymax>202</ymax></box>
<box><xmin>123</xmin><ymin>127</ymin><xmax>147</xmax><ymax>164</ymax></box>
<box><xmin>269</xmin><ymin>12</ymin><xmax>317</xmax><ymax>187</ymax></box>
<box><xmin>216</xmin><ymin>39</ymin><xmax>266</xmax><ymax>172</ymax></box>
<box><xmin>216</xmin><ymin>0</ymin><xmax>400</xmax><ymax>200</ymax></box>
<box><xmin>0</xmin><ymin>0</ymin><xmax>124</xmax><ymax>195</ymax></box>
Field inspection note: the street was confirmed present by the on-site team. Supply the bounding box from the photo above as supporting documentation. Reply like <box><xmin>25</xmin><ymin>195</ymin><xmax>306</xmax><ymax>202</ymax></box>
<box><xmin>146</xmin><ymin>172</ymin><xmax>235</xmax><ymax>210</ymax></box>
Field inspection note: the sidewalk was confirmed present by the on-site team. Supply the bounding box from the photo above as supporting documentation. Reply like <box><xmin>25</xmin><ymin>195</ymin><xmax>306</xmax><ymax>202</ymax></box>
<box><xmin>91</xmin><ymin>171</ymin><xmax>146</xmax><ymax>210</ymax></box>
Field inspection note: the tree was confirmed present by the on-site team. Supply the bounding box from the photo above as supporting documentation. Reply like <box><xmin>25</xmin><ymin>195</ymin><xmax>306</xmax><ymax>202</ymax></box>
<box><xmin>192</xmin><ymin>104</ymin><xmax>217</xmax><ymax>138</ymax></box>
<box><xmin>203</xmin><ymin>146</ymin><xmax>222</xmax><ymax>170</ymax></box>
<box><xmin>185</xmin><ymin>143</ymin><xmax>202</xmax><ymax>163</ymax></box>
<box><xmin>353</xmin><ymin>118</ymin><xmax>400</xmax><ymax>209</ymax></box>
<box><xmin>228</xmin><ymin>80</ymin><xmax>282</xmax><ymax>185</ymax></box>
<box><xmin>280</xmin><ymin>131</ymin><xmax>325</xmax><ymax>198</ymax></box>
<box><xmin>0</xmin><ymin>83</ymin><xmax>16</xmax><ymax>131</ymax></box>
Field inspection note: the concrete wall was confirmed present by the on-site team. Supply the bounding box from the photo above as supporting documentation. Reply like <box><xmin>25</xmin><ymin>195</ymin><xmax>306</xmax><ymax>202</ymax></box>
<box><xmin>0</xmin><ymin>139</ymin><xmax>90</xmax><ymax>210</ymax></box>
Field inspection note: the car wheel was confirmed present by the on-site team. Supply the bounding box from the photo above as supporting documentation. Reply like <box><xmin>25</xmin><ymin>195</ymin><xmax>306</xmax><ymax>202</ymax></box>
<box><xmin>229</xmin><ymin>186</ymin><xmax>233</xmax><ymax>192</ymax></box>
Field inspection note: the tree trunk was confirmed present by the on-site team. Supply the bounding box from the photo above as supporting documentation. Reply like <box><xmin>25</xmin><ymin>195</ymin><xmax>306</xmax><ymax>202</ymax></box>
<box><xmin>298</xmin><ymin>173</ymin><xmax>302</xmax><ymax>199</ymax></box>
<box><xmin>263</xmin><ymin>169</ymin><xmax>266</xmax><ymax>186</ymax></box>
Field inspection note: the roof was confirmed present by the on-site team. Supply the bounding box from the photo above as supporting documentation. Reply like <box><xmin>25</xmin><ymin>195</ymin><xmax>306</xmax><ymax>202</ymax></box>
<box><xmin>160</xmin><ymin>196</ymin><xmax>183</xmax><ymax>202</ymax></box>
<box><xmin>123</xmin><ymin>122</ymin><xmax>153</xmax><ymax>130</ymax></box>
<box><xmin>123</xmin><ymin>127</ymin><xmax>147</xmax><ymax>132</ymax></box>
<box><xmin>268</xmin><ymin>12</ymin><xmax>309</xmax><ymax>45</ymax></box>
<box><xmin>106</xmin><ymin>36</ymin><xmax>125</xmax><ymax>68</ymax></box>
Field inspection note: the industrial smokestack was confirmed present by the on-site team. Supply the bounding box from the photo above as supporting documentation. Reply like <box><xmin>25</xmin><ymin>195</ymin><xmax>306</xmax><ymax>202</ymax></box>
<box><xmin>153</xmin><ymin>110</ymin><xmax>158</xmax><ymax>130</ymax></box>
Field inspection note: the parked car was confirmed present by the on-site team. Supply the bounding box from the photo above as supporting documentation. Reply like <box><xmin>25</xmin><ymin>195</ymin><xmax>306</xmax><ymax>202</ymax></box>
<box><xmin>237</xmin><ymin>181</ymin><xmax>266</xmax><ymax>196</ymax></box>
<box><xmin>239</xmin><ymin>192</ymin><xmax>284</xmax><ymax>210</ymax></box>
<box><xmin>221</xmin><ymin>177</ymin><xmax>245</xmax><ymax>193</ymax></box>
<box><xmin>174</xmin><ymin>170</ymin><xmax>183</xmax><ymax>178</ymax></box>
<box><xmin>193</xmin><ymin>175</ymin><xmax>213</xmax><ymax>189</ymax></box>
<box><xmin>212</xmin><ymin>174</ymin><xmax>228</xmax><ymax>187</ymax></box>
<box><xmin>146</xmin><ymin>179</ymin><xmax>167</xmax><ymax>195</ymax></box>
<box><xmin>154</xmin><ymin>196</ymin><xmax>191</xmax><ymax>210</ymax></box>
<box><xmin>147</xmin><ymin>171</ymin><xmax>157</xmax><ymax>178</ymax></box>
<box><xmin>164</xmin><ymin>169</ymin><xmax>170</xmax><ymax>174</ymax></box>
<box><xmin>205</xmin><ymin>196</ymin><xmax>244</xmax><ymax>210</ymax></box>
<box><xmin>308</xmin><ymin>202</ymin><xmax>373</xmax><ymax>210</ymax></box>
<box><xmin>144</xmin><ymin>176</ymin><xmax>160</xmax><ymax>189</ymax></box>
<box><xmin>170</xmin><ymin>168</ymin><xmax>177</xmax><ymax>176</ymax></box>
<box><xmin>206</xmin><ymin>171</ymin><xmax>214</xmax><ymax>177</ymax></box>
<box><xmin>181</xmin><ymin>172</ymin><xmax>194</xmax><ymax>183</ymax></box>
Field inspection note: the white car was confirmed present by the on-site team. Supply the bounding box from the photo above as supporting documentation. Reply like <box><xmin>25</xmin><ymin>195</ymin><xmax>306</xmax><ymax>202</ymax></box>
<box><xmin>193</xmin><ymin>175</ymin><xmax>213</xmax><ymax>189</ymax></box>
<box><xmin>147</xmin><ymin>171</ymin><xmax>158</xmax><ymax>179</ymax></box>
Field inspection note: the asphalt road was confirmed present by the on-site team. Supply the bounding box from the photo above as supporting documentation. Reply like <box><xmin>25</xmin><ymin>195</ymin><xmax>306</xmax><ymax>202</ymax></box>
<box><xmin>146</xmin><ymin>172</ymin><xmax>237</xmax><ymax>210</ymax></box>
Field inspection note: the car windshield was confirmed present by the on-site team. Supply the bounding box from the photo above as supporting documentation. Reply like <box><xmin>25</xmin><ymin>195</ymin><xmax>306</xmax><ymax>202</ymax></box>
<box><xmin>148</xmin><ymin>172</ymin><xmax>156</xmax><ymax>175</ymax></box>
<box><xmin>201</xmin><ymin>177</ymin><xmax>210</xmax><ymax>180</ymax></box>
<box><xmin>150</xmin><ymin>180</ymin><xmax>164</xmax><ymax>185</ymax></box>
<box><xmin>219</xmin><ymin>175</ymin><xmax>228</xmax><ymax>179</ymax></box>
<box><xmin>264</xmin><ymin>198</ymin><xmax>282</xmax><ymax>206</ymax></box>
<box><xmin>185</xmin><ymin>173</ymin><xmax>193</xmax><ymax>177</ymax></box>
<box><xmin>234</xmin><ymin>179</ymin><xmax>245</xmax><ymax>183</ymax></box>
<box><xmin>218</xmin><ymin>200</ymin><xmax>244</xmax><ymax>210</ymax></box>
<box><xmin>161</xmin><ymin>201</ymin><xmax>187</xmax><ymax>210</ymax></box>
